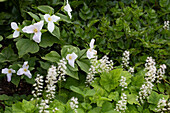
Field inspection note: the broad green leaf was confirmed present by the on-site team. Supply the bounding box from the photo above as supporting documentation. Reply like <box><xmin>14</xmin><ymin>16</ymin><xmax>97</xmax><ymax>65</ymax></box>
<box><xmin>39</xmin><ymin>32</ymin><xmax>59</xmax><ymax>48</ymax></box>
<box><xmin>70</xmin><ymin>86</ymin><xmax>85</xmax><ymax>96</ymax></box>
<box><xmin>108</xmin><ymin>91</ymin><xmax>119</xmax><ymax>102</ymax></box>
<box><xmin>88</xmin><ymin>107</ymin><xmax>101</xmax><ymax>113</ymax></box>
<box><xmin>37</xmin><ymin>5</ymin><xmax>54</xmax><ymax>14</ymax></box>
<box><xmin>56</xmin><ymin>13</ymin><xmax>72</xmax><ymax>23</ymax></box>
<box><xmin>76</xmin><ymin>59</ymin><xmax>90</xmax><ymax>73</ymax></box>
<box><xmin>81</xmin><ymin>103</ymin><xmax>92</xmax><ymax>110</ymax></box>
<box><xmin>11</xmin><ymin>76</ymin><xmax>20</xmax><ymax>87</ymax></box>
<box><xmin>0</xmin><ymin>45</ymin><xmax>18</xmax><ymax>62</ymax></box>
<box><xmin>66</xmin><ymin>66</ymin><xmax>79</xmax><ymax>80</ymax></box>
<box><xmin>61</xmin><ymin>45</ymin><xmax>79</xmax><ymax>58</ymax></box>
<box><xmin>85</xmin><ymin>89</ymin><xmax>95</xmax><ymax>97</ymax></box>
<box><xmin>16</xmin><ymin>39</ymin><xmax>39</xmax><ymax>58</ymax></box>
<box><xmin>159</xmin><ymin>0</ymin><xmax>169</xmax><ymax>7</ymax></box>
<box><xmin>0</xmin><ymin>35</ymin><xmax>3</xmax><ymax>41</ymax></box>
<box><xmin>12</xmin><ymin>102</ymin><xmax>25</xmax><ymax>113</ymax></box>
<box><xmin>39</xmin><ymin>61</ymin><xmax>50</xmax><ymax>70</ymax></box>
<box><xmin>50</xmin><ymin>26</ymin><xmax>60</xmax><ymax>39</ymax></box>
<box><xmin>148</xmin><ymin>91</ymin><xmax>160</xmax><ymax>104</ymax></box>
<box><xmin>22</xmin><ymin>100</ymin><xmax>35</xmax><ymax>112</ymax></box>
<box><xmin>102</xmin><ymin>102</ymin><xmax>113</xmax><ymax>112</ymax></box>
<box><xmin>27</xmin><ymin>12</ymin><xmax>40</xmax><ymax>21</ymax></box>
<box><xmin>100</xmin><ymin>69</ymin><xmax>122</xmax><ymax>92</ymax></box>
<box><xmin>127</xmin><ymin>94</ymin><xmax>140</xmax><ymax>105</ymax></box>
<box><xmin>42</xmin><ymin>51</ymin><xmax>60</xmax><ymax>62</ymax></box>
<box><xmin>0</xmin><ymin>94</ymin><xmax>9</xmax><ymax>100</ymax></box>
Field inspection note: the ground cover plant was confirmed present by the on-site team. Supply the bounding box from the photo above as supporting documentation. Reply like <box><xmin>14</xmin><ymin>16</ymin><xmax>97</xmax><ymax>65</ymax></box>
<box><xmin>0</xmin><ymin>0</ymin><xmax>169</xmax><ymax>113</ymax></box>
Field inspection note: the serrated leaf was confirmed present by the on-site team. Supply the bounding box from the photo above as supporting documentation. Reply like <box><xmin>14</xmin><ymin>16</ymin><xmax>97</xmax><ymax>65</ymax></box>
<box><xmin>16</xmin><ymin>39</ymin><xmax>39</xmax><ymax>58</ymax></box>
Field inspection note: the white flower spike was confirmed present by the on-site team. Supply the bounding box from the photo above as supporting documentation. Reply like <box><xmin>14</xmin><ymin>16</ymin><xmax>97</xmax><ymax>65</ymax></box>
<box><xmin>87</xmin><ymin>39</ymin><xmax>97</xmax><ymax>59</ymax></box>
<box><xmin>17</xmin><ymin>61</ymin><xmax>32</xmax><ymax>78</ymax></box>
<box><xmin>66</xmin><ymin>52</ymin><xmax>78</xmax><ymax>68</ymax></box>
<box><xmin>64</xmin><ymin>0</ymin><xmax>72</xmax><ymax>19</ymax></box>
<box><xmin>2</xmin><ymin>68</ymin><xmax>16</xmax><ymax>82</ymax></box>
<box><xmin>11</xmin><ymin>22</ymin><xmax>20</xmax><ymax>38</ymax></box>
<box><xmin>22</xmin><ymin>20</ymin><xmax>44</xmax><ymax>43</ymax></box>
<box><xmin>44</xmin><ymin>14</ymin><xmax>60</xmax><ymax>33</ymax></box>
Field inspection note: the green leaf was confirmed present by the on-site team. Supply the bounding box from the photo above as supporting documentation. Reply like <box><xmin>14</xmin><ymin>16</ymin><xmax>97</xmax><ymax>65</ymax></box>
<box><xmin>81</xmin><ymin>103</ymin><xmax>92</xmax><ymax>110</ymax></box>
<box><xmin>16</xmin><ymin>39</ymin><xmax>39</xmax><ymax>58</ymax></box>
<box><xmin>61</xmin><ymin>45</ymin><xmax>79</xmax><ymax>58</ymax></box>
<box><xmin>88</xmin><ymin>107</ymin><xmax>101</xmax><ymax>113</ymax></box>
<box><xmin>108</xmin><ymin>91</ymin><xmax>119</xmax><ymax>102</ymax></box>
<box><xmin>39</xmin><ymin>61</ymin><xmax>50</xmax><ymax>70</ymax></box>
<box><xmin>39</xmin><ymin>32</ymin><xmax>59</xmax><ymax>48</ymax></box>
<box><xmin>27</xmin><ymin>12</ymin><xmax>40</xmax><ymax>21</ymax></box>
<box><xmin>37</xmin><ymin>5</ymin><xmax>54</xmax><ymax>14</ymax></box>
<box><xmin>0</xmin><ymin>45</ymin><xmax>18</xmax><ymax>62</ymax></box>
<box><xmin>56</xmin><ymin>13</ymin><xmax>72</xmax><ymax>23</ymax></box>
<box><xmin>159</xmin><ymin>0</ymin><xmax>169</xmax><ymax>7</ymax></box>
<box><xmin>11</xmin><ymin>76</ymin><xmax>20</xmax><ymax>87</ymax></box>
<box><xmin>127</xmin><ymin>94</ymin><xmax>140</xmax><ymax>105</ymax></box>
<box><xmin>76</xmin><ymin>59</ymin><xmax>90</xmax><ymax>73</ymax></box>
<box><xmin>42</xmin><ymin>51</ymin><xmax>60</xmax><ymax>62</ymax></box>
<box><xmin>12</xmin><ymin>102</ymin><xmax>25</xmax><ymax>113</ymax></box>
<box><xmin>85</xmin><ymin>89</ymin><xmax>95</xmax><ymax>97</ymax></box>
<box><xmin>50</xmin><ymin>26</ymin><xmax>60</xmax><ymax>39</ymax></box>
<box><xmin>22</xmin><ymin>100</ymin><xmax>35</xmax><ymax>112</ymax></box>
<box><xmin>66</xmin><ymin>66</ymin><xmax>79</xmax><ymax>80</ymax></box>
<box><xmin>148</xmin><ymin>91</ymin><xmax>160</xmax><ymax>104</ymax></box>
<box><xmin>0</xmin><ymin>35</ymin><xmax>3</xmax><ymax>41</ymax></box>
<box><xmin>0</xmin><ymin>94</ymin><xmax>9</xmax><ymax>100</ymax></box>
<box><xmin>102</xmin><ymin>102</ymin><xmax>113</xmax><ymax>112</ymax></box>
<box><xmin>70</xmin><ymin>86</ymin><xmax>85</xmax><ymax>96</ymax></box>
<box><xmin>100</xmin><ymin>69</ymin><xmax>122</xmax><ymax>92</ymax></box>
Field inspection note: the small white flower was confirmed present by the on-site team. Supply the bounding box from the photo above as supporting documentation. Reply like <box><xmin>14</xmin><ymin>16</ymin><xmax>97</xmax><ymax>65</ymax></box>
<box><xmin>66</xmin><ymin>52</ymin><xmax>78</xmax><ymax>68</ymax></box>
<box><xmin>17</xmin><ymin>61</ymin><xmax>32</xmax><ymax>78</ymax></box>
<box><xmin>64</xmin><ymin>0</ymin><xmax>72</xmax><ymax>19</ymax></box>
<box><xmin>44</xmin><ymin>14</ymin><xmax>60</xmax><ymax>33</ymax></box>
<box><xmin>2</xmin><ymin>68</ymin><xmax>16</xmax><ymax>82</ymax></box>
<box><xmin>11</xmin><ymin>22</ymin><xmax>20</xmax><ymax>38</ymax></box>
<box><xmin>22</xmin><ymin>20</ymin><xmax>44</xmax><ymax>43</ymax></box>
<box><xmin>87</xmin><ymin>39</ymin><xmax>97</xmax><ymax>59</ymax></box>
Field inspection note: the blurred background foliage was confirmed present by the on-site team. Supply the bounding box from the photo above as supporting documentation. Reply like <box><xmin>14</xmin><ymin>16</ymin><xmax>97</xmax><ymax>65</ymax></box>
<box><xmin>0</xmin><ymin>0</ymin><xmax>169</xmax><ymax>77</ymax></box>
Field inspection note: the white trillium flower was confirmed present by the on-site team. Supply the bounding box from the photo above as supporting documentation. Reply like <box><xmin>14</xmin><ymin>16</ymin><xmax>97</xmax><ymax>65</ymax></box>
<box><xmin>44</xmin><ymin>14</ymin><xmax>60</xmax><ymax>33</ymax></box>
<box><xmin>66</xmin><ymin>52</ymin><xmax>78</xmax><ymax>68</ymax></box>
<box><xmin>2</xmin><ymin>68</ymin><xmax>16</xmax><ymax>82</ymax></box>
<box><xmin>17</xmin><ymin>61</ymin><xmax>32</xmax><ymax>78</ymax></box>
<box><xmin>87</xmin><ymin>39</ymin><xmax>97</xmax><ymax>59</ymax></box>
<box><xmin>11</xmin><ymin>22</ymin><xmax>20</xmax><ymax>38</ymax></box>
<box><xmin>22</xmin><ymin>20</ymin><xmax>44</xmax><ymax>43</ymax></box>
<box><xmin>64</xmin><ymin>0</ymin><xmax>72</xmax><ymax>19</ymax></box>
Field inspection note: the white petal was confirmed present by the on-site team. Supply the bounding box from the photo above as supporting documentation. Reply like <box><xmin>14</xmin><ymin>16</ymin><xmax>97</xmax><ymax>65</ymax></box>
<box><xmin>34</xmin><ymin>20</ymin><xmax>44</xmax><ymax>31</ymax></box>
<box><xmin>13</xmin><ymin>31</ymin><xmax>20</xmax><ymax>38</ymax></box>
<box><xmin>24</xmin><ymin>70</ymin><xmax>32</xmax><ymax>78</ymax></box>
<box><xmin>22</xmin><ymin>25</ymin><xmax>34</xmax><ymax>33</ymax></box>
<box><xmin>68</xmin><ymin>59</ymin><xmax>75</xmax><ymax>68</ymax></box>
<box><xmin>11</xmin><ymin>69</ymin><xmax>16</xmax><ymax>73</ymax></box>
<box><xmin>44</xmin><ymin>14</ymin><xmax>51</xmax><ymax>22</ymax></box>
<box><xmin>48</xmin><ymin>22</ymin><xmax>55</xmax><ymax>33</ymax></box>
<box><xmin>33</xmin><ymin>32</ymin><xmax>42</xmax><ymax>43</ymax></box>
<box><xmin>68</xmin><ymin>12</ymin><xmax>72</xmax><ymax>19</ymax></box>
<box><xmin>11</xmin><ymin>22</ymin><xmax>18</xmax><ymax>30</ymax></box>
<box><xmin>51</xmin><ymin>15</ymin><xmax>60</xmax><ymax>22</ymax></box>
<box><xmin>87</xmin><ymin>50</ymin><xmax>93</xmax><ymax>59</ymax></box>
<box><xmin>17</xmin><ymin>68</ymin><xmax>24</xmax><ymax>75</ymax></box>
<box><xmin>66</xmin><ymin>54</ymin><xmax>71</xmax><ymax>61</ymax></box>
<box><xmin>23</xmin><ymin>61</ymin><xmax>29</xmax><ymax>69</ymax></box>
<box><xmin>7</xmin><ymin>73</ymin><xmax>12</xmax><ymax>82</ymax></box>
<box><xmin>90</xmin><ymin>39</ymin><xmax>95</xmax><ymax>49</ymax></box>
<box><xmin>2</xmin><ymin>68</ymin><xmax>9</xmax><ymax>74</ymax></box>
<box><xmin>72</xmin><ymin>52</ymin><xmax>78</xmax><ymax>60</ymax></box>
<box><xmin>64</xmin><ymin>3</ymin><xmax>72</xmax><ymax>12</ymax></box>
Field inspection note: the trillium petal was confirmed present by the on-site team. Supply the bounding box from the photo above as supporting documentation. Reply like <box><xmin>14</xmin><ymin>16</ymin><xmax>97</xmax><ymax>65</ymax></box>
<box><xmin>64</xmin><ymin>3</ymin><xmax>72</xmax><ymax>12</ymax></box>
<box><xmin>87</xmin><ymin>50</ymin><xmax>93</xmax><ymax>59</ymax></box>
<box><xmin>2</xmin><ymin>68</ymin><xmax>9</xmax><ymax>74</ymax></box>
<box><xmin>34</xmin><ymin>20</ymin><xmax>44</xmax><ymax>31</ymax></box>
<box><xmin>22</xmin><ymin>25</ymin><xmax>34</xmax><ymax>33</ymax></box>
<box><xmin>13</xmin><ymin>31</ymin><xmax>20</xmax><ymax>38</ymax></box>
<box><xmin>7</xmin><ymin>73</ymin><xmax>12</xmax><ymax>82</ymax></box>
<box><xmin>33</xmin><ymin>32</ymin><xmax>42</xmax><ymax>43</ymax></box>
<box><xmin>24</xmin><ymin>70</ymin><xmax>32</xmax><ymax>78</ymax></box>
<box><xmin>68</xmin><ymin>12</ymin><xmax>72</xmax><ymax>19</ymax></box>
<box><xmin>44</xmin><ymin>14</ymin><xmax>51</xmax><ymax>22</ymax></box>
<box><xmin>17</xmin><ymin>68</ymin><xmax>24</xmax><ymax>75</ymax></box>
<box><xmin>72</xmin><ymin>52</ymin><xmax>78</xmax><ymax>60</ymax></box>
<box><xmin>11</xmin><ymin>22</ymin><xmax>18</xmax><ymax>30</ymax></box>
<box><xmin>48</xmin><ymin>22</ymin><xmax>55</xmax><ymax>33</ymax></box>
<box><xmin>90</xmin><ymin>39</ymin><xmax>95</xmax><ymax>49</ymax></box>
<box><xmin>23</xmin><ymin>61</ymin><xmax>29</xmax><ymax>69</ymax></box>
<box><xmin>66</xmin><ymin>54</ymin><xmax>70</xmax><ymax>61</ymax></box>
<box><xmin>51</xmin><ymin>15</ymin><xmax>60</xmax><ymax>22</ymax></box>
<box><xmin>68</xmin><ymin>59</ymin><xmax>75</xmax><ymax>68</ymax></box>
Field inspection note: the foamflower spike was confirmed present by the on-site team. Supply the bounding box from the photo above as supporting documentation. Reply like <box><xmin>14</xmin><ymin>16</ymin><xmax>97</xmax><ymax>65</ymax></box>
<box><xmin>2</xmin><ymin>68</ymin><xmax>16</xmax><ymax>82</ymax></box>
<box><xmin>17</xmin><ymin>61</ymin><xmax>32</xmax><ymax>78</ymax></box>
<box><xmin>22</xmin><ymin>21</ymin><xmax>44</xmax><ymax>43</ymax></box>
<box><xmin>64</xmin><ymin>0</ymin><xmax>72</xmax><ymax>19</ymax></box>
<box><xmin>87</xmin><ymin>39</ymin><xmax>97</xmax><ymax>59</ymax></box>
<box><xmin>11</xmin><ymin>22</ymin><xmax>20</xmax><ymax>38</ymax></box>
<box><xmin>44</xmin><ymin>14</ymin><xmax>60</xmax><ymax>33</ymax></box>
<box><xmin>66</xmin><ymin>52</ymin><xmax>78</xmax><ymax>68</ymax></box>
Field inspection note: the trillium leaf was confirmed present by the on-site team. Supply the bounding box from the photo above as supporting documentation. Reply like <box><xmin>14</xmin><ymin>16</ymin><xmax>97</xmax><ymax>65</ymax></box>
<box><xmin>42</xmin><ymin>51</ymin><xmax>60</xmax><ymax>62</ymax></box>
<box><xmin>70</xmin><ymin>86</ymin><xmax>85</xmax><ymax>96</ymax></box>
<box><xmin>56</xmin><ymin>13</ymin><xmax>72</xmax><ymax>23</ymax></box>
<box><xmin>11</xmin><ymin>76</ymin><xmax>20</xmax><ymax>87</ymax></box>
<box><xmin>16</xmin><ymin>39</ymin><xmax>39</xmax><ymax>58</ymax></box>
<box><xmin>50</xmin><ymin>26</ymin><xmax>60</xmax><ymax>39</ymax></box>
<box><xmin>66</xmin><ymin>66</ymin><xmax>79</xmax><ymax>80</ymax></box>
<box><xmin>27</xmin><ymin>12</ymin><xmax>40</xmax><ymax>21</ymax></box>
<box><xmin>37</xmin><ymin>5</ymin><xmax>54</xmax><ymax>14</ymax></box>
<box><xmin>39</xmin><ymin>32</ymin><xmax>59</xmax><ymax>48</ymax></box>
<box><xmin>76</xmin><ymin>59</ymin><xmax>90</xmax><ymax>73</ymax></box>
